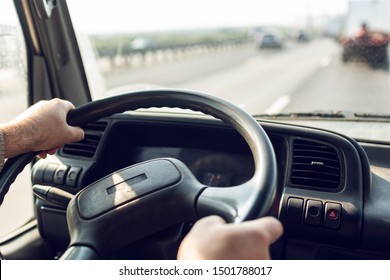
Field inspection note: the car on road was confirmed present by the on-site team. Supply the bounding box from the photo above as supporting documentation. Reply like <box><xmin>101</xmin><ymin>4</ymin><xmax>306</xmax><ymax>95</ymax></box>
<box><xmin>257</xmin><ymin>33</ymin><xmax>283</xmax><ymax>49</ymax></box>
<box><xmin>2</xmin><ymin>0</ymin><xmax>390</xmax><ymax>267</ymax></box>
<box><xmin>296</xmin><ymin>31</ymin><xmax>310</xmax><ymax>42</ymax></box>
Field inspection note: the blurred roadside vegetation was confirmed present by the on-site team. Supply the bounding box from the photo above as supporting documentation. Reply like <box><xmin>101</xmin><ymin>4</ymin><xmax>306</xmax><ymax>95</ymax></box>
<box><xmin>90</xmin><ymin>28</ymin><xmax>252</xmax><ymax>59</ymax></box>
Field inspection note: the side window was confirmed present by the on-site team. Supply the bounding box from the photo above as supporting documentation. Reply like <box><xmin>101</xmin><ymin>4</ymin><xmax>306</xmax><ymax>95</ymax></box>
<box><xmin>0</xmin><ymin>3</ymin><xmax>33</xmax><ymax>236</ymax></box>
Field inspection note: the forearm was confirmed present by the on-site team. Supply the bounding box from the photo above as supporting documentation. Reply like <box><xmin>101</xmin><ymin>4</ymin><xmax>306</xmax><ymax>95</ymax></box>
<box><xmin>0</xmin><ymin>121</ymin><xmax>35</xmax><ymax>159</ymax></box>
<box><xmin>0</xmin><ymin>130</ymin><xmax>5</xmax><ymax>173</ymax></box>
<box><xmin>0</xmin><ymin>123</ymin><xmax>34</xmax><ymax>174</ymax></box>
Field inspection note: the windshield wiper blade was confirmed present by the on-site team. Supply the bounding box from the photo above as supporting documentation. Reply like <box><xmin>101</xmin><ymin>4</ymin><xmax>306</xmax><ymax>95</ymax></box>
<box><xmin>253</xmin><ymin>111</ymin><xmax>390</xmax><ymax>121</ymax></box>
<box><xmin>253</xmin><ymin>111</ymin><xmax>349</xmax><ymax>119</ymax></box>
<box><xmin>354</xmin><ymin>113</ymin><xmax>390</xmax><ymax>120</ymax></box>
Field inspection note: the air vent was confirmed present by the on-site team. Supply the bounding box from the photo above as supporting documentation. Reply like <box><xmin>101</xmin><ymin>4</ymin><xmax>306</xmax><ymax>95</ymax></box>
<box><xmin>83</xmin><ymin>121</ymin><xmax>107</xmax><ymax>132</ymax></box>
<box><xmin>61</xmin><ymin>121</ymin><xmax>108</xmax><ymax>158</ymax></box>
<box><xmin>290</xmin><ymin>139</ymin><xmax>342</xmax><ymax>190</ymax></box>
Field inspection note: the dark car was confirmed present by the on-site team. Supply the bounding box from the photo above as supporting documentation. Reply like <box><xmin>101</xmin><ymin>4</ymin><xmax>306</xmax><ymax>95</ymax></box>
<box><xmin>258</xmin><ymin>33</ymin><xmax>283</xmax><ymax>49</ymax></box>
<box><xmin>296</xmin><ymin>31</ymin><xmax>310</xmax><ymax>42</ymax></box>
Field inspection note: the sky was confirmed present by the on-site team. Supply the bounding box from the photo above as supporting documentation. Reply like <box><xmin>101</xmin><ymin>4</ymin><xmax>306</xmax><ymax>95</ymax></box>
<box><xmin>66</xmin><ymin>0</ymin><xmax>349</xmax><ymax>34</ymax></box>
<box><xmin>0</xmin><ymin>0</ymin><xmax>20</xmax><ymax>25</ymax></box>
<box><xmin>1</xmin><ymin>0</ymin><xmax>349</xmax><ymax>33</ymax></box>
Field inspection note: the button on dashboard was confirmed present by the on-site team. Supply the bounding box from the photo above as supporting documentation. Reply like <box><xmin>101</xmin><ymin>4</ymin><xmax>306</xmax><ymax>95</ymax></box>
<box><xmin>66</xmin><ymin>167</ymin><xmax>82</xmax><ymax>187</ymax></box>
<box><xmin>305</xmin><ymin>199</ymin><xmax>322</xmax><ymax>226</ymax></box>
<box><xmin>324</xmin><ymin>202</ymin><xmax>341</xmax><ymax>229</ymax></box>
<box><xmin>53</xmin><ymin>165</ymin><xmax>69</xmax><ymax>185</ymax></box>
<box><xmin>286</xmin><ymin>197</ymin><xmax>304</xmax><ymax>224</ymax></box>
<box><xmin>43</xmin><ymin>163</ymin><xmax>58</xmax><ymax>184</ymax></box>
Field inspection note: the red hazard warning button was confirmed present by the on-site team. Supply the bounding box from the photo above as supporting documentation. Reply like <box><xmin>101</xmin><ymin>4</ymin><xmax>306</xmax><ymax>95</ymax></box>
<box><xmin>327</xmin><ymin>209</ymin><xmax>339</xmax><ymax>220</ymax></box>
<box><xmin>324</xmin><ymin>203</ymin><xmax>341</xmax><ymax>229</ymax></box>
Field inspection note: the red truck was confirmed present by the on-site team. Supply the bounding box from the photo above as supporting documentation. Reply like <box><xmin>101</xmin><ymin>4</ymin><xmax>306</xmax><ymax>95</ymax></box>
<box><xmin>341</xmin><ymin>1</ymin><xmax>390</xmax><ymax>68</ymax></box>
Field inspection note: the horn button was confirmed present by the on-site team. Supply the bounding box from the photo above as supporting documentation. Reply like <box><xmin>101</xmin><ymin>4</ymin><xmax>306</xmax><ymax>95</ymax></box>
<box><xmin>77</xmin><ymin>159</ymin><xmax>181</xmax><ymax>219</ymax></box>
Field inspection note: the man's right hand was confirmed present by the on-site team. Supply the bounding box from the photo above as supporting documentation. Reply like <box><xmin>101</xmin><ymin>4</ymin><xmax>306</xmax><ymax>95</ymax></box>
<box><xmin>177</xmin><ymin>215</ymin><xmax>283</xmax><ymax>260</ymax></box>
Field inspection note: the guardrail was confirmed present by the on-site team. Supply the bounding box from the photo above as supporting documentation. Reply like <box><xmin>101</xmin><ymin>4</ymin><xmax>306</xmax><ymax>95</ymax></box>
<box><xmin>93</xmin><ymin>36</ymin><xmax>253</xmax><ymax>72</ymax></box>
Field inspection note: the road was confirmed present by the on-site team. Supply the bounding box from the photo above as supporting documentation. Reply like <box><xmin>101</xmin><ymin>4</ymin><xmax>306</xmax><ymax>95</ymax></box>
<box><xmin>102</xmin><ymin>38</ymin><xmax>390</xmax><ymax>115</ymax></box>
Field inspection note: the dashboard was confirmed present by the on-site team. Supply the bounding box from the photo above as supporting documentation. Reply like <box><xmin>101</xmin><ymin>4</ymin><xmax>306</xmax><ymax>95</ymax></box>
<box><xmin>30</xmin><ymin>112</ymin><xmax>390</xmax><ymax>259</ymax></box>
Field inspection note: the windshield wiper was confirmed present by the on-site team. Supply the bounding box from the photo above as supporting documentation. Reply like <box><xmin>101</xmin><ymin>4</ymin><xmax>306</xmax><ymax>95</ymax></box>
<box><xmin>354</xmin><ymin>113</ymin><xmax>390</xmax><ymax>120</ymax></box>
<box><xmin>253</xmin><ymin>111</ymin><xmax>390</xmax><ymax>121</ymax></box>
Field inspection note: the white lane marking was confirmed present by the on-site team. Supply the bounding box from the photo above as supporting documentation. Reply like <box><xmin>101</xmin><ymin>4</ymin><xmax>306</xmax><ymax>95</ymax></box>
<box><xmin>264</xmin><ymin>95</ymin><xmax>291</xmax><ymax>114</ymax></box>
<box><xmin>320</xmin><ymin>56</ymin><xmax>331</xmax><ymax>67</ymax></box>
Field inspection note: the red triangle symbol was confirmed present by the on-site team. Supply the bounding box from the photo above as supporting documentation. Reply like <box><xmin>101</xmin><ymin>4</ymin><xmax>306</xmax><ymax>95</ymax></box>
<box><xmin>328</xmin><ymin>210</ymin><xmax>338</xmax><ymax>220</ymax></box>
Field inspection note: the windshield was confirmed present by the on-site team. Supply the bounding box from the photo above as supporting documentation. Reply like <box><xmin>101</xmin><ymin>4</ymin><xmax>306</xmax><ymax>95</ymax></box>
<box><xmin>67</xmin><ymin>0</ymin><xmax>390</xmax><ymax>130</ymax></box>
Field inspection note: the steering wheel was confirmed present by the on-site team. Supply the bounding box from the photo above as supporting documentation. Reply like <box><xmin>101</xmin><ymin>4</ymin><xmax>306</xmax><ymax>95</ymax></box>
<box><xmin>0</xmin><ymin>89</ymin><xmax>277</xmax><ymax>260</ymax></box>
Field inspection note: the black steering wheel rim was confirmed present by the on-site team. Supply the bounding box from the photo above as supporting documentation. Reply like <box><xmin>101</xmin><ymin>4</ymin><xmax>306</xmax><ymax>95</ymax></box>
<box><xmin>67</xmin><ymin>88</ymin><xmax>277</xmax><ymax>215</ymax></box>
<box><xmin>0</xmin><ymin>88</ymin><xmax>277</xmax><ymax>259</ymax></box>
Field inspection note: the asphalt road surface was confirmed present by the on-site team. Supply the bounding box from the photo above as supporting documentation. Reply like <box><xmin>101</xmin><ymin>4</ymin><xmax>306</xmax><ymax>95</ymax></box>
<box><xmin>102</xmin><ymin>38</ymin><xmax>390</xmax><ymax>115</ymax></box>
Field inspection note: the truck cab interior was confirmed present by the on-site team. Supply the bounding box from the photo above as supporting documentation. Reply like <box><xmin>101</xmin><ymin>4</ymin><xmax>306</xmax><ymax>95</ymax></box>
<box><xmin>1</xmin><ymin>0</ymin><xmax>390</xmax><ymax>261</ymax></box>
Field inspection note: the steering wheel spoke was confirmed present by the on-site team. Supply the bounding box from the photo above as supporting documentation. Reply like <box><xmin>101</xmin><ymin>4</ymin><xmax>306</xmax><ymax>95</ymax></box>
<box><xmin>67</xmin><ymin>158</ymin><xmax>204</xmax><ymax>255</ymax></box>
